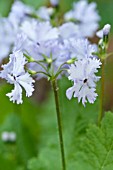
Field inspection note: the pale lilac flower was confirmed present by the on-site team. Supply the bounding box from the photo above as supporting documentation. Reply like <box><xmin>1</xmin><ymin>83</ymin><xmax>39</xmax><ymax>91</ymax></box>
<box><xmin>0</xmin><ymin>51</ymin><xmax>35</xmax><ymax>104</ymax></box>
<box><xmin>50</xmin><ymin>0</ymin><xmax>59</xmax><ymax>6</ymax></box>
<box><xmin>13</xmin><ymin>32</ymin><xmax>28</xmax><ymax>52</ymax></box>
<box><xmin>96</xmin><ymin>24</ymin><xmax>111</xmax><ymax>38</ymax></box>
<box><xmin>13</xmin><ymin>20</ymin><xmax>59</xmax><ymax>61</ymax></box>
<box><xmin>69</xmin><ymin>38</ymin><xmax>98</xmax><ymax>59</ymax></box>
<box><xmin>0</xmin><ymin>18</ymin><xmax>16</xmax><ymax>61</ymax></box>
<box><xmin>8</xmin><ymin>1</ymin><xmax>34</xmax><ymax>24</ymax></box>
<box><xmin>36</xmin><ymin>6</ymin><xmax>54</xmax><ymax>20</ymax></box>
<box><xmin>0</xmin><ymin>1</ymin><xmax>35</xmax><ymax>62</ymax></box>
<box><xmin>66</xmin><ymin>58</ymin><xmax>101</xmax><ymax>106</ymax></box>
<box><xmin>53</xmin><ymin>40</ymin><xmax>70</xmax><ymax>67</ymax></box>
<box><xmin>64</xmin><ymin>0</ymin><xmax>100</xmax><ymax>37</ymax></box>
<box><xmin>58</xmin><ymin>22</ymin><xmax>81</xmax><ymax>40</ymax></box>
<box><xmin>19</xmin><ymin>20</ymin><xmax>60</xmax><ymax>77</ymax></box>
<box><xmin>21</xmin><ymin>20</ymin><xmax>59</xmax><ymax>44</ymax></box>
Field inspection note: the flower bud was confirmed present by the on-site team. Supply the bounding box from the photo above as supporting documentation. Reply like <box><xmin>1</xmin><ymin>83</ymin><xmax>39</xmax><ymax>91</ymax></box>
<box><xmin>24</xmin><ymin>53</ymin><xmax>35</xmax><ymax>62</ymax></box>
<box><xmin>103</xmin><ymin>24</ymin><xmax>111</xmax><ymax>36</ymax></box>
<box><xmin>28</xmin><ymin>70</ymin><xmax>37</xmax><ymax>75</ymax></box>
<box><xmin>66</xmin><ymin>58</ymin><xmax>76</xmax><ymax>64</ymax></box>
<box><xmin>47</xmin><ymin>7</ymin><xmax>55</xmax><ymax>16</ymax></box>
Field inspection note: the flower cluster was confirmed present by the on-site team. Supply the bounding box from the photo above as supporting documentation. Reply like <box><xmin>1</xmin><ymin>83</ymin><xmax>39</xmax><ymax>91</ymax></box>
<box><xmin>0</xmin><ymin>0</ymin><xmax>103</xmax><ymax>105</ymax></box>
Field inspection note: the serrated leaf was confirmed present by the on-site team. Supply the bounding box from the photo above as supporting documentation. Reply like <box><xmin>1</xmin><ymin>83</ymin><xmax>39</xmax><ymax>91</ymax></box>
<box><xmin>74</xmin><ymin>112</ymin><xmax>113</xmax><ymax>170</ymax></box>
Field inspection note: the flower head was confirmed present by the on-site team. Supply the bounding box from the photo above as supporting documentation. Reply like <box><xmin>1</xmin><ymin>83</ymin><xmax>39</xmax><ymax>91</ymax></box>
<box><xmin>8</xmin><ymin>1</ymin><xmax>34</xmax><ymax>24</ymax></box>
<box><xmin>0</xmin><ymin>51</ymin><xmax>35</xmax><ymax>104</ymax></box>
<box><xmin>58</xmin><ymin>22</ymin><xmax>80</xmax><ymax>40</ymax></box>
<box><xmin>69</xmin><ymin>38</ymin><xmax>98</xmax><ymax>60</ymax></box>
<box><xmin>66</xmin><ymin>58</ymin><xmax>101</xmax><ymax>106</ymax></box>
<box><xmin>36</xmin><ymin>6</ymin><xmax>54</xmax><ymax>20</ymax></box>
<box><xmin>21</xmin><ymin>20</ymin><xmax>59</xmax><ymax>44</ymax></box>
<box><xmin>64</xmin><ymin>0</ymin><xmax>100</xmax><ymax>37</ymax></box>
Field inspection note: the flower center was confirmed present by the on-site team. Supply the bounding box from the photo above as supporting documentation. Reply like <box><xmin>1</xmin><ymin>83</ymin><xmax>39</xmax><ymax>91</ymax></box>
<box><xmin>83</xmin><ymin>78</ymin><xmax>88</xmax><ymax>83</ymax></box>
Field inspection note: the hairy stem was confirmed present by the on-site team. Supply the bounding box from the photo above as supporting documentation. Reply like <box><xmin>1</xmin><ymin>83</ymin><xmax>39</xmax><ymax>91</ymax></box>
<box><xmin>52</xmin><ymin>78</ymin><xmax>66</xmax><ymax>170</ymax></box>
<box><xmin>98</xmin><ymin>59</ymin><xmax>105</xmax><ymax>125</ymax></box>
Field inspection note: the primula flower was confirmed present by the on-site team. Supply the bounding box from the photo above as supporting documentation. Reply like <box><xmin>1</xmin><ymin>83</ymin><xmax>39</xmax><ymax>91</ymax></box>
<box><xmin>36</xmin><ymin>6</ymin><xmax>54</xmax><ymax>20</ymax></box>
<box><xmin>0</xmin><ymin>1</ymin><xmax>34</xmax><ymax>61</ymax></box>
<box><xmin>0</xmin><ymin>18</ymin><xmax>17</xmax><ymax>61</ymax></box>
<box><xmin>69</xmin><ymin>38</ymin><xmax>98</xmax><ymax>59</ymax></box>
<box><xmin>64</xmin><ymin>0</ymin><xmax>100</xmax><ymax>37</ymax></box>
<box><xmin>0</xmin><ymin>51</ymin><xmax>35</xmax><ymax>104</ymax></box>
<box><xmin>96</xmin><ymin>24</ymin><xmax>111</xmax><ymax>38</ymax></box>
<box><xmin>66</xmin><ymin>58</ymin><xmax>101</xmax><ymax>106</ymax></box>
<box><xmin>8</xmin><ymin>1</ymin><xmax>34</xmax><ymax>24</ymax></box>
<box><xmin>21</xmin><ymin>20</ymin><xmax>59</xmax><ymax>44</ymax></box>
<box><xmin>58</xmin><ymin>22</ymin><xmax>80</xmax><ymax>40</ymax></box>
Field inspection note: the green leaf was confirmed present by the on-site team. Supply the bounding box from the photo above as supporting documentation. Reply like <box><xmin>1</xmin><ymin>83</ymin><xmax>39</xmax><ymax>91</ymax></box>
<box><xmin>73</xmin><ymin>112</ymin><xmax>113</xmax><ymax>170</ymax></box>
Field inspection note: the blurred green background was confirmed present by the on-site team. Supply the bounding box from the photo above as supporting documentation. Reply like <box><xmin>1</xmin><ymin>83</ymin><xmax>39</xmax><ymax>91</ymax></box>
<box><xmin>0</xmin><ymin>0</ymin><xmax>113</xmax><ymax>169</ymax></box>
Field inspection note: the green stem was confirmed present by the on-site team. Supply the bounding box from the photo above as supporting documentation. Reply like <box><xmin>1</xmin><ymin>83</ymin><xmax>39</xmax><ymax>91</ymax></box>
<box><xmin>98</xmin><ymin>59</ymin><xmax>105</xmax><ymax>125</ymax></box>
<box><xmin>33</xmin><ymin>60</ymin><xmax>48</xmax><ymax>73</ymax></box>
<box><xmin>52</xmin><ymin>78</ymin><xmax>66</xmax><ymax>170</ymax></box>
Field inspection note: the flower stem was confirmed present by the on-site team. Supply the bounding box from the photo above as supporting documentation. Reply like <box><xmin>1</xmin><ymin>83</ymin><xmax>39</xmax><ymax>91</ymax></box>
<box><xmin>98</xmin><ymin>59</ymin><xmax>105</xmax><ymax>125</ymax></box>
<box><xmin>52</xmin><ymin>78</ymin><xmax>66</xmax><ymax>170</ymax></box>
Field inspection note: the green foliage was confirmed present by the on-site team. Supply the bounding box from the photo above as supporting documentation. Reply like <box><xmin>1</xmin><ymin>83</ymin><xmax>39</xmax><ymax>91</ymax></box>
<box><xmin>22</xmin><ymin>0</ymin><xmax>47</xmax><ymax>9</ymax></box>
<box><xmin>0</xmin><ymin>84</ymin><xmax>40</xmax><ymax>169</ymax></box>
<box><xmin>0</xmin><ymin>113</ymin><xmax>37</xmax><ymax>169</ymax></box>
<box><xmin>69</xmin><ymin>112</ymin><xmax>113</xmax><ymax>170</ymax></box>
<box><xmin>0</xmin><ymin>83</ymin><xmax>39</xmax><ymax>137</ymax></box>
<box><xmin>28</xmin><ymin>102</ymin><xmax>113</xmax><ymax>170</ymax></box>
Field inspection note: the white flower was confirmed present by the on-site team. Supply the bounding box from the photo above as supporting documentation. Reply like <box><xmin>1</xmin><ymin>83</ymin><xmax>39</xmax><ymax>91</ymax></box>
<box><xmin>0</xmin><ymin>51</ymin><xmax>35</xmax><ymax>104</ymax></box>
<box><xmin>66</xmin><ymin>58</ymin><xmax>101</xmax><ymax>106</ymax></box>
<box><xmin>21</xmin><ymin>20</ymin><xmax>59</xmax><ymax>44</ymax></box>
<box><xmin>96</xmin><ymin>24</ymin><xmax>111</xmax><ymax>38</ymax></box>
<box><xmin>64</xmin><ymin>0</ymin><xmax>100</xmax><ymax>37</ymax></box>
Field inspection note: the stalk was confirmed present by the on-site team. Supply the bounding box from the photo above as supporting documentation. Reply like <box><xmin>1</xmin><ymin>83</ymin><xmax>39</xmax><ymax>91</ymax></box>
<box><xmin>52</xmin><ymin>78</ymin><xmax>66</xmax><ymax>170</ymax></box>
<box><xmin>98</xmin><ymin>59</ymin><xmax>105</xmax><ymax>125</ymax></box>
